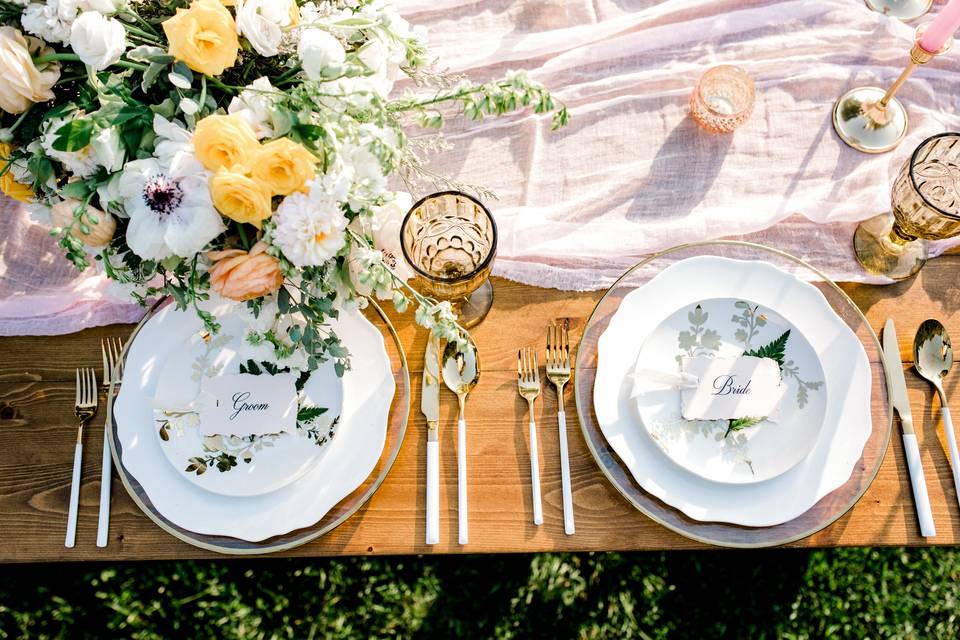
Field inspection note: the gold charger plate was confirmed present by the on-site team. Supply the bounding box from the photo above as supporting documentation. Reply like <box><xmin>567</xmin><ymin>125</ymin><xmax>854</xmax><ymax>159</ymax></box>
<box><xmin>574</xmin><ymin>241</ymin><xmax>893</xmax><ymax>548</ymax></box>
<box><xmin>106</xmin><ymin>297</ymin><xmax>410</xmax><ymax>555</ymax></box>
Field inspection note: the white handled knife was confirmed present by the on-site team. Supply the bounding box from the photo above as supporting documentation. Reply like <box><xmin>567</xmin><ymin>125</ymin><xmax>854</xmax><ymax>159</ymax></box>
<box><xmin>884</xmin><ymin>318</ymin><xmax>936</xmax><ymax>537</ymax></box>
<box><xmin>422</xmin><ymin>335</ymin><xmax>441</xmax><ymax>545</ymax></box>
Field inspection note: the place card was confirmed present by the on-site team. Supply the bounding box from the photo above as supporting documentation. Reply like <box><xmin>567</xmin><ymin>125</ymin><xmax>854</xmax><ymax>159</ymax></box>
<box><xmin>679</xmin><ymin>355</ymin><xmax>784</xmax><ymax>421</ymax></box>
<box><xmin>196</xmin><ymin>373</ymin><xmax>299</xmax><ymax>437</ymax></box>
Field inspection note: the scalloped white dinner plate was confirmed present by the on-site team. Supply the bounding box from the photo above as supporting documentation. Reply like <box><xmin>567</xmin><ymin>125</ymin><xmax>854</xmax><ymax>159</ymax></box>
<box><xmin>114</xmin><ymin>296</ymin><xmax>394</xmax><ymax>542</ymax></box>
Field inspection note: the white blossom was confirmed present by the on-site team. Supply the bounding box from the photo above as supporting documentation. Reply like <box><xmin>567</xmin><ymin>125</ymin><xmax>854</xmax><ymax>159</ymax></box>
<box><xmin>272</xmin><ymin>190</ymin><xmax>347</xmax><ymax>268</ymax></box>
<box><xmin>90</xmin><ymin>126</ymin><xmax>124</xmax><ymax>172</ymax></box>
<box><xmin>118</xmin><ymin>116</ymin><xmax>225</xmax><ymax>260</ymax></box>
<box><xmin>21</xmin><ymin>0</ymin><xmax>80</xmax><ymax>45</ymax></box>
<box><xmin>69</xmin><ymin>11</ymin><xmax>125</xmax><ymax>69</ymax></box>
<box><xmin>298</xmin><ymin>28</ymin><xmax>345</xmax><ymax>81</ymax></box>
<box><xmin>227</xmin><ymin>77</ymin><xmax>279</xmax><ymax>138</ymax></box>
<box><xmin>235</xmin><ymin>0</ymin><xmax>287</xmax><ymax>57</ymax></box>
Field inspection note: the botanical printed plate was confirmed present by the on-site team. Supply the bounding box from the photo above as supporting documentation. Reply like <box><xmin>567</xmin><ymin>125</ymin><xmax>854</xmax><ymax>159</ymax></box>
<box><xmin>152</xmin><ymin>307</ymin><xmax>343</xmax><ymax>498</ymax></box>
<box><xmin>634</xmin><ymin>298</ymin><xmax>827</xmax><ymax>484</ymax></box>
<box><xmin>113</xmin><ymin>295</ymin><xmax>399</xmax><ymax>543</ymax></box>
<box><xmin>591</xmin><ymin>254</ymin><xmax>874</xmax><ymax>528</ymax></box>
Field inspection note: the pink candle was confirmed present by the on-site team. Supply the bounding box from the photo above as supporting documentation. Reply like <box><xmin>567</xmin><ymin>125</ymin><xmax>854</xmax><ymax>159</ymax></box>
<box><xmin>920</xmin><ymin>0</ymin><xmax>960</xmax><ymax>52</ymax></box>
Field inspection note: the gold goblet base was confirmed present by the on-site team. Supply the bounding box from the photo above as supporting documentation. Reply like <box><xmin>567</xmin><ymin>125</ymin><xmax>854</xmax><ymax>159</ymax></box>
<box><xmin>853</xmin><ymin>211</ymin><xmax>928</xmax><ymax>280</ymax></box>
<box><xmin>864</xmin><ymin>0</ymin><xmax>932</xmax><ymax>21</ymax></box>
<box><xmin>453</xmin><ymin>279</ymin><xmax>494</xmax><ymax>329</ymax></box>
<box><xmin>833</xmin><ymin>87</ymin><xmax>908</xmax><ymax>154</ymax></box>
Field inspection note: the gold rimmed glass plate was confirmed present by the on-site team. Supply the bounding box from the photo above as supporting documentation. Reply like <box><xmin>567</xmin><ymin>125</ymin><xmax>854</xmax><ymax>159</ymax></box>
<box><xmin>574</xmin><ymin>241</ymin><xmax>892</xmax><ymax>548</ymax></box>
<box><xmin>106</xmin><ymin>297</ymin><xmax>409</xmax><ymax>555</ymax></box>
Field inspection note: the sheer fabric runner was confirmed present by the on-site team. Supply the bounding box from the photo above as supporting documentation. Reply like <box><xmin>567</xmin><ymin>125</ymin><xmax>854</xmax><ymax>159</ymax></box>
<box><xmin>2</xmin><ymin>0</ymin><xmax>960</xmax><ymax>334</ymax></box>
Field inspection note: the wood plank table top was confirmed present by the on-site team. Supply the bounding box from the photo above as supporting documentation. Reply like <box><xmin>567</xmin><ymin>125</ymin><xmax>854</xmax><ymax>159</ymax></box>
<box><xmin>3</xmin><ymin>257</ymin><xmax>960</xmax><ymax>562</ymax></box>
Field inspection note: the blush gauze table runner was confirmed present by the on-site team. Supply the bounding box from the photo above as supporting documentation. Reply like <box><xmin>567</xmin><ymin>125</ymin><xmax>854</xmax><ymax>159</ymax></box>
<box><xmin>3</xmin><ymin>0</ymin><xmax>960</xmax><ymax>335</ymax></box>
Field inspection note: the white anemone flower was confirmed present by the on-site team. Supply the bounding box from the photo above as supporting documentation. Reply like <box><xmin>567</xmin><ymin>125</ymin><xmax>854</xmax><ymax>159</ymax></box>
<box><xmin>118</xmin><ymin>116</ymin><xmax>225</xmax><ymax>260</ymax></box>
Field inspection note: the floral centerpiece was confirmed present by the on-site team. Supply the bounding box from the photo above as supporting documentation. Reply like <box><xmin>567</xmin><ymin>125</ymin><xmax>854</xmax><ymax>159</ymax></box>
<box><xmin>0</xmin><ymin>0</ymin><xmax>566</xmax><ymax>373</ymax></box>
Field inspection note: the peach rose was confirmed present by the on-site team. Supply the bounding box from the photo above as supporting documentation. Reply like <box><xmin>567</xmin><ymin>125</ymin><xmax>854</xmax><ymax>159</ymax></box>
<box><xmin>0</xmin><ymin>27</ymin><xmax>59</xmax><ymax>115</ymax></box>
<box><xmin>51</xmin><ymin>198</ymin><xmax>115</xmax><ymax>247</ymax></box>
<box><xmin>208</xmin><ymin>241</ymin><xmax>283</xmax><ymax>301</ymax></box>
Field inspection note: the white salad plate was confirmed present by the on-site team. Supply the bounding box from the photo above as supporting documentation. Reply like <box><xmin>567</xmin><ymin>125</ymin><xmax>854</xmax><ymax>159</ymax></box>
<box><xmin>114</xmin><ymin>296</ymin><xmax>395</xmax><ymax>542</ymax></box>
<box><xmin>151</xmin><ymin>307</ymin><xmax>343</xmax><ymax>498</ymax></box>
<box><xmin>594</xmin><ymin>256</ymin><xmax>873</xmax><ymax>527</ymax></box>
<box><xmin>633</xmin><ymin>297</ymin><xmax>827</xmax><ymax>485</ymax></box>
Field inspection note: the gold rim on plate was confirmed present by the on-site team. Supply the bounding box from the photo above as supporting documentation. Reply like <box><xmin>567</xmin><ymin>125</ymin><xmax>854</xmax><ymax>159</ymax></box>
<box><xmin>106</xmin><ymin>297</ymin><xmax>410</xmax><ymax>555</ymax></box>
<box><xmin>573</xmin><ymin>240</ymin><xmax>893</xmax><ymax>548</ymax></box>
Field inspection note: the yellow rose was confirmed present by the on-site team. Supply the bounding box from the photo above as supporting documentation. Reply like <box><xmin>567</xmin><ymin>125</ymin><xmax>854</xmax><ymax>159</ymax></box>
<box><xmin>210</xmin><ymin>165</ymin><xmax>273</xmax><ymax>228</ymax></box>
<box><xmin>162</xmin><ymin>0</ymin><xmax>239</xmax><ymax>76</ymax></box>
<box><xmin>0</xmin><ymin>27</ymin><xmax>59</xmax><ymax>115</ymax></box>
<box><xmin>250</xmin><ymin>138</ymin><xmax>319</xmax><ymax>196</ymax></box>
<box><xmin>192</xmin><ymin>113</ymin><xmax>260</xmax><ymax>172</ymax></box>
<box><xmin>0</xmin><ymin>143</ymin><xmax>33</xmax><ymax>203</ymax></box>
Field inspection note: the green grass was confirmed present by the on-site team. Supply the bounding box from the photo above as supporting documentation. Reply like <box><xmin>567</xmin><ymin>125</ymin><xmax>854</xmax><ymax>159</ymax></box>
<box><xmin>2</xmin><ymin>548</ymin><xmax>960</xmax><ymax>638</ymax></box>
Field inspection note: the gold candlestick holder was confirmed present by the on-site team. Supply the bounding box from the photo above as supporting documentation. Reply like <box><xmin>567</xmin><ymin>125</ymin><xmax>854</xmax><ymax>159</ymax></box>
<box><xmin>833</xmin><ymin>25</ymin><xmax>952</xmax><ymax>154</ymax></box>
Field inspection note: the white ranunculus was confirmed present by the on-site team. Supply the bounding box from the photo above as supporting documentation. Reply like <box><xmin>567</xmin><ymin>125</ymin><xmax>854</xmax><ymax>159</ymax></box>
<box><xmin>298</xmin><ymin>28</ymin><xmax>345</xmax><ymax>81</ymax></box>
<box><xmin>235</xmin><ymin>0</ymin><xmax>283</xmax><ymax>57</ymax></box>
<box><xmin>69</xmin><ymin>11</ymin><xmax>125</xmax><ymax>70</ymax></box>
<box><xmin>90</xmin><ymin>126</ymin><xmax>124</xmax><ymax>172</ymax></box>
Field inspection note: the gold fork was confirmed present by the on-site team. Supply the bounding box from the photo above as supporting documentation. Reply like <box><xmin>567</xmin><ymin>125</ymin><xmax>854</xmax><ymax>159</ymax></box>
<box><xmin>518</xmin><ymin>347</ymin><xmax>543</xmax><ymax>526</ymax></box>
<box><xmin>546</xmin><ymin>320</ymin><xmax>575</xmax><ymax>535</ymax></box>
<box><xmin>97</xmin><ymin>338</ymin><xmax>123</xmax><ymax>548</ymax></box>
<box><xmin>66</xmin><ymin>367</ymin><xmax>97</xmax><ymax>548</ymax></box>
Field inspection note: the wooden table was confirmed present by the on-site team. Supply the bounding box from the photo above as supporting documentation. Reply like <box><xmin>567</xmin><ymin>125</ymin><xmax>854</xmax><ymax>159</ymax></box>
<box><xmin>3</xmin><ymin>257</ymin><xmax>960</xmax><ymax>562</ymax></box>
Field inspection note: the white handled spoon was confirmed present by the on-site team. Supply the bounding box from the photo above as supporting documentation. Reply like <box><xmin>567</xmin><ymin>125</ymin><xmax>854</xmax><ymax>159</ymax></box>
<box><xmin>913</xmin><ymin>319</ymin><xmax>960</xmax><ymax>509</ymax></box>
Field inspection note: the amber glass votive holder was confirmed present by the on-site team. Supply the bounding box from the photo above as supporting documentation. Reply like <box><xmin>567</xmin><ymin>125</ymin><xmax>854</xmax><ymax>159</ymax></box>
<box><xmin>689</xmin><ymin>65</ymin><xmax>755</xmax><ymax>133</ymax></box>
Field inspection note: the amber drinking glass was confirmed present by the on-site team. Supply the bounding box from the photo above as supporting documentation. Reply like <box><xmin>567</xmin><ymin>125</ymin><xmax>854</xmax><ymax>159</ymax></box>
<box><xmin>400</xmin><ymin>191</ymin><xmax>498</xmax><ymax>328</ymax></box>
<box><xmin>854</xmin><ymin>132</ymin><xmax>960</xmax><ymax>280</ymax></box>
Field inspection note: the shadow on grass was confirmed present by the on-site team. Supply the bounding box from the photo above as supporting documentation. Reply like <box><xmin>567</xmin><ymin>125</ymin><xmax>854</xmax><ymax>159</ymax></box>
<box><xmin>2</xmin><ymin>548</ymin><xmax>960</xmax><ymax>638</ymax></box>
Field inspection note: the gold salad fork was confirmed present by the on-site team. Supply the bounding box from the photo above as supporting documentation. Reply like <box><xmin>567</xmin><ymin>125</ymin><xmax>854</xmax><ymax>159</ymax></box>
<box><xmin>546</xmin><ymin>320</ymin><xmax>575</xmax><ymax>535</ymax></box>
<box><xmin>518</xmin><ymin>347</ymin><xmax>543</xmax><ymax>525</ymax></box>
<box><xmin>66</xmin><ymin>367</ymin><xmax>97</xmax><ymax>548</ymax></box>
<box><xmin>97</xmin><ymin>338</ymin><xmax>123</xmax><ymax>548</ymax></box>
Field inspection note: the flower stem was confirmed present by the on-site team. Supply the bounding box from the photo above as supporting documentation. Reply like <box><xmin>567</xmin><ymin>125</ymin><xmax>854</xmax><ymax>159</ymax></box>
<box><xmin>7</xmin><ymin>105</ymin><xmax>33</xmax><ymax>134</ymax></box>
<box><xmin>32</xmin><ymin>53</ymin><xmax>82</xmax><ymax>65</ymax></box>
<box><xmin>237</xmin><ymin>223</ymin><xmax>251</xmax><ymax>250</ymax></box>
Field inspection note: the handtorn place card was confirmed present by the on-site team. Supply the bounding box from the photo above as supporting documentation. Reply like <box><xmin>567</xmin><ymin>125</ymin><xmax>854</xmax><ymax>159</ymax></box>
<box><xmin>679</xmin><ymin>356</ymin><xmax>785</xmax><ymax>421</ymax></box>
<box><xmin>196</xmin><ymin>373</ymin><xmax>299</xmax><ymax>437</ymax></box>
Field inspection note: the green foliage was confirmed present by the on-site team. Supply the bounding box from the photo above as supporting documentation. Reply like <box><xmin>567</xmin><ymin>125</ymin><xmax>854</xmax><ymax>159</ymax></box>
<box><xmin>743</xmin><ymin>330</ymin><xmax>791</xmax><ymax>368</ymax></box>
<box><xmin>725</xmin><ymin>416</ymin><xmax>764</xmax><ymax>438</ymax></box>
<box><xmin>1</xmin><ymin>548</ymin><xmax>959</xmax><ymax>638</ymax></box>
<box><xmin>296</xmin><ymin>406</ymin><xmax>327</xmax><ymax>424</ymax></box>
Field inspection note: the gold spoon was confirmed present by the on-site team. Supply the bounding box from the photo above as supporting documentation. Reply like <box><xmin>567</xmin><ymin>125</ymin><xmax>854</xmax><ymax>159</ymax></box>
<box><xmin>443</xmin><ymin>335</ymin><xmax>480</xmax><ymax>545</ymax></box>
<box><xmin>913</xmin><ymin>319</ymin><xmax>960</xmax><ymax>509</ymax></box>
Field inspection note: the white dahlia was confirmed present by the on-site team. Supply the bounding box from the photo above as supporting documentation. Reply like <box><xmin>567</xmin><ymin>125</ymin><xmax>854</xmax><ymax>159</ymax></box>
<box><xmin>272</xmin><ymin>191</ymin><xmax>347</xmax><ymax>268</ymax></box>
